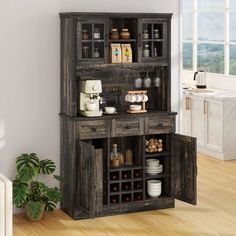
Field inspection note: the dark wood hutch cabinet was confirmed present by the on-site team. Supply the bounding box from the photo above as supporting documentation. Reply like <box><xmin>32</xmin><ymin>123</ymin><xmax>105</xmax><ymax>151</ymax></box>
<box><xmin>60</xmin><ymin>12</ymin><xmax>197</xmax><ymax>220</ymax></box>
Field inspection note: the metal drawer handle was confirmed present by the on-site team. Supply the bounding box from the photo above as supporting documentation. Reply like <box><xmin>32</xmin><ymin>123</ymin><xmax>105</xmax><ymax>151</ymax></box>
<box><xmin>124</xmin><ymin>125</ymin><xmax>132</xmax><ymax>129</ymax></box>
<box><xmin>156</xmin><ymin>123</ymin><xmax>164</xmax><ymax>127</ymax></box>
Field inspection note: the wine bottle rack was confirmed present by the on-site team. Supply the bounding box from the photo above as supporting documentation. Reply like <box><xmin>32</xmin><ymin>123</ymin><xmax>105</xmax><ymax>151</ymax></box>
<box><xmin>108</xmin><ymin>167</ymin><xmax>143</xmax><ymax>204</ymax></box>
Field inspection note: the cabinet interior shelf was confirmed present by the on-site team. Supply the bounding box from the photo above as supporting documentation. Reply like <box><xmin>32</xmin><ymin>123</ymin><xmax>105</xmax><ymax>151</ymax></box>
<box><xmin>82</xmin><ymin>39</ymin><xmax>105</xmax><ymax>43</ymax></box>
<box><xmin>110</xmin><ymin>190</ymin><xmax>143</xmax><ymax>195</ymax></box>
<box><xmin>142</xmin><ymin>39</ymin><xmax>164</xmax><ymax>42</ymax></box>
<box><xmin>145</xmin><ymin>173</ymin><xmax>170</xmax><ymax>180</ymax></box>
<box><xmin>110</xmin><ymin>178</ymin><xmax>142</xmax><ymax>183</ymax></box>
<box><xmin>110</xmin><ymin>166</ymin><xmax>142</xmax><ymax>171</ymax></box>
<box><xmin>144</xmin><ymin>151</ymin><xmax>170</xmax><ymax>158</ymax></box>
<box><xmin>109</xmin><ymin>39</ymin><xmax>137</xmax><ymax>43</ymax></box>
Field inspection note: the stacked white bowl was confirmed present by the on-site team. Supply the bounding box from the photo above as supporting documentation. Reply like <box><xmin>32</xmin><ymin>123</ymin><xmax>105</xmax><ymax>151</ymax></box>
<box><xmin>145</xmin><ymin>159</ymin><xmax>163</xmax><ymax>175</ymax></box>
<box><xmin>147</xmin><ymin>180</ymin><xmax>162</xmax><ymax>197</ymax></box>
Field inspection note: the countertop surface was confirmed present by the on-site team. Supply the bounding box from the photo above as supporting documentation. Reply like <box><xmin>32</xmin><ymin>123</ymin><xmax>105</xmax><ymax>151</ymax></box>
<box><xmin>183</xmin><ymin>88</ymin><xmax>236</xmax><ymax>101</ymax></box>
<box><xmin>60</xmin><ymin>110</ymin><xmax>177</xmax><ymax>121</ymax></box>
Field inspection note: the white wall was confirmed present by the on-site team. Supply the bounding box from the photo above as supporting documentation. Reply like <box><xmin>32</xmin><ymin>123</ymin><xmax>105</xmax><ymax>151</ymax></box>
<box><xmin>0</xmin><ymin>0</ymin><xmax>180</xmax><ymax>191</ymax></box>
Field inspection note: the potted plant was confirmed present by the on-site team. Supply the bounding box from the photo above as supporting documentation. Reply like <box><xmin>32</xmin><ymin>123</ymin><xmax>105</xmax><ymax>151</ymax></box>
<box><xmin>13</xmin><ymin>153</ymin><xmax>62</xmax><ymax>221</ymax></box>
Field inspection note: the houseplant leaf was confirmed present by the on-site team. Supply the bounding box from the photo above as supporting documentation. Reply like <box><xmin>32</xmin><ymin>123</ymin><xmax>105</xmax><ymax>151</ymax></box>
<box><xmin>16</xmin><ymin>153</ymin><xmax>39</xmax><ymax>172</ymax></box>
<box><xmin>18</xmin><ymin>165</ymin><xmax>36</xmax><ymax>183</ymax></box>
<box><xmin>39</xmin><ymin>159</ymin><xmax>56</xmax><ymax>174</ymax></box>
<box><xmin>13</xmin><ymin>180</ymin><xmax>29</xmax><ymax>207</ymax></box>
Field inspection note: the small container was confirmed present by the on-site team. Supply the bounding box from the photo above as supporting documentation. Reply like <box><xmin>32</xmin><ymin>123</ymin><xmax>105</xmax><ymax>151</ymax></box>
<box><xmin>154</xmin><ymin>29</ymin><xmax>160</xmax><ymax>39</ymax></box>
<box><xmin>125</xmin><ymin>149</ymin><xmax>133</xmax><ymax>165</ymax></box>
<box><xmin>135</xmin><ymin>72</ymin><xmax>142</xmax><ymax>88</ymax></box>
<box><xmin>143</xmin><ymin>44</ymin><xmax>150</xmax><ymax>57</ymax></box>
<box><xmin>93</xmin><ymin>48</ymin><xmax>100</xmax><ymax>58</ymax></box>
<box><xmin>110</xmin><ymin>28</ymin><xmax>119</xmax><ymax>40</ymax></box>
<box><xmin>94</xmin><ymin>28</ymin><xmax>101</xmax><ymax>39</ymax></box>
<box><xmin>82</xmin><ymin>46</ymin><xmax>89</xmax><ymax>58</ymax></box>
<box><xmin>143</xmin><ymin>29</ymin><xmax>149</xmax><ymax>39</ymax></box>
<box><xmin>154</xmin><ymin>47</ymin><xmax>158</xmax><ymax>57</ymax></box>
<box><xmin>120</xmin><ymin>28</ymin><xmax>130</xmax><ymax>39</ymax></box>
<box><xmin>82</xmin><ymin>29</ymin><xmax>89</xmax><ymax>40</ymax></box>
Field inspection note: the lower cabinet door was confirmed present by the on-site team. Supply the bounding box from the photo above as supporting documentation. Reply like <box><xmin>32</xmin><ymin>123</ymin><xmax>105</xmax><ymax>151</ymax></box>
<box><xmin>172</xmin><ymin>133</ymin><xmax>197</xmax><ymax>205</ymax></box>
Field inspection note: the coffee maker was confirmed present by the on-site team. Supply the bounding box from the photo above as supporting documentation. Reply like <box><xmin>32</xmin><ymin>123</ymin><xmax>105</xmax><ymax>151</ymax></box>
<box><xmin>79</xmin><ymin>79</ymin><xmax>103</xmax><ymax>117</ymax></box>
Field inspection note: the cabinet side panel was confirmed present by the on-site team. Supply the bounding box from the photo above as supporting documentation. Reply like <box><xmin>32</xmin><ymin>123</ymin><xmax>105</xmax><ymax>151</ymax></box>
<box><xmin>61</xmin><ymin>17</ymin><xmax>77</xmax><ymax>116</ymax></box>
<box><xmin>60</xmin><ymin>118</ymin><xmax>77</xmax><ymax>217</ymax></box>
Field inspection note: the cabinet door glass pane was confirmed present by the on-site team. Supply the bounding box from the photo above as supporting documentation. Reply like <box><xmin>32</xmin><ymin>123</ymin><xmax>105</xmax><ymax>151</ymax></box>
<box><xmin>197</xmin><ymin>44</ymin><xmax>224</xmax><ymax>73</ymax></box>
<box><xmin>230</xmin><ymin>12</ymin><xmax>236</xmax><ymax>42</ymax></box>
<box><xmin>229</xmin><ymin>0</ymin><xmax>236</xmax><ymax>9</ymax></box>
<box><xmin>197</xmin><ymin>0</ymin><xmax>224</xmax><ymax>9</ymax></box>
<box><xmin>183</xmin><ymin>42</ymin><xmax>193</xmax><ymax>70</ymax></box>
<box><xmin>182</xmin><ymin>0</ymin><xmax>193</xmax><ymax>12</ymax></box>
<box><xmin>198</xmin><ymin>12</ymin><xmax>224</xmax><ymax>42</ymax></box>
<box><xmin>183</xmin><ymin>13</ymin><xmax>192</xmax><ymax>40</ymax></box>
<box><xmin>230</xmin><ymin>45</ymin><xmax>236</xmax><ymax>75</ymax></box>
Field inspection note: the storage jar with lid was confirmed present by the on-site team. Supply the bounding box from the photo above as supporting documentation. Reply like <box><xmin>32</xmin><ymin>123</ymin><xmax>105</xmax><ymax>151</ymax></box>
<box><xmin>120</xmin><ymin>28</ymin><xmax>130</xmax><ymax>39</ymax></box>
<box><xmin>110</xmin><ymin>28</ymin><xmax>119</xmax><ymax>40</ymax></box>
<box><xmin>82</xmin><ymin>29</ymin><xmax>89</xmax><ymax>40</ymax></box>
<box><xmin>82</xmin><ymin>46</ymin><xmax>89</xmax><ymax>58</ymax></box>
<box><xmin>154</xmin><ymin>29</ymin><xmax>160</xmax><ymax>39</ymax></box>
<box><xmin>93</xmin><ymin>48</ymin><xmax>100</xmax><ymax>58</ymax></box>
<box><xmin>94</xmin><ymin>28</ymin><xmax>101</xmax><ymax>39</ymax></box>
<box><xmin>143</xmin><ymin>29</ymin><xmax>149</xmax><ymax>39</ymax></box>
<box><xmin>143</xmin><ymin>44</ymin><xmax>150</xmax><ymax>57</ymax></box>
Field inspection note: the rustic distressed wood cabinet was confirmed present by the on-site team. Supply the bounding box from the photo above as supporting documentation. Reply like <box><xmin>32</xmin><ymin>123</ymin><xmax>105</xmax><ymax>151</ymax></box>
<box><xmin>60</xmin><ymin>12</ymin><xmax>197</xmax><ymax>220</ymax></box>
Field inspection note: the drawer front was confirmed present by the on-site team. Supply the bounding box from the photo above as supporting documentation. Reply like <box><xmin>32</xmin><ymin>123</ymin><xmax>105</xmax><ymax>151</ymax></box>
<box><xmin>112</xmin><ymin>118</ymin><xmax>144</xmax><ymax>137</ymax></box>
<box><xmin>78</xmin><ymin>120</ymin><xmax>108</xmax><ymax>139</ymax></box>
<box><xmin>145</xmin><ymin>116</ymin><xmax>175</xmax><ymax>134</ymax></box>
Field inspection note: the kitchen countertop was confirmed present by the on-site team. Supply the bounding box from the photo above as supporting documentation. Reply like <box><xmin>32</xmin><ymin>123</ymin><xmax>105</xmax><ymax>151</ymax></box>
<box><xmin>183</xmin><ymin>88</ymin><xmax>236</xmax><ymax>101</ymax></box>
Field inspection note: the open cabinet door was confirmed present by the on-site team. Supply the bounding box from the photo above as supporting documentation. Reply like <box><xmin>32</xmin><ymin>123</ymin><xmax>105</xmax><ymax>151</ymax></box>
<box><xmin>172</xmin><ymin>134</ymin><xmax>197</xmax><ymax>205</ymax></box>
<box><xmin>78</xmin><ymin>140</ymin><xmax>95</xmax><ymax>217</ymax></box>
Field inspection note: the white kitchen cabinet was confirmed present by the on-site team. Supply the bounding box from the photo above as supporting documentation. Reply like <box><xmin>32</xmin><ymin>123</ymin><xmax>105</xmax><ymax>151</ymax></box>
<box><xmin>181</xmin><ymin>90</ymin><xmax>236</xmax><ymax>160</ymax></box>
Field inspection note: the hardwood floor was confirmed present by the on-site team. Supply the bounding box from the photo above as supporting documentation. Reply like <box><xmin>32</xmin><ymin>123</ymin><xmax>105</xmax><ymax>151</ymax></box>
<box><xmin>13</xmin><ymin>154</ymin><xmax>236</xmax><ymax>236</ymax></box>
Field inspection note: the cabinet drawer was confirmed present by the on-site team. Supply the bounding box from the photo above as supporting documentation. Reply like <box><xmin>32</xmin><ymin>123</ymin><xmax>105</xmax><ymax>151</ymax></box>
<box><xmin>145</xmin><ymin>116</ymin><xmax>175</xmax><ymax>134</ymax></box>
<box><xmin>78</xmin><ymin>120</ymin><xmax>108</xmax><ymax>139</ymax></box>
<box><xmin>111</xmin><ymin>118</ymin><xmax>144</xmax><ymax>137</ymax></box>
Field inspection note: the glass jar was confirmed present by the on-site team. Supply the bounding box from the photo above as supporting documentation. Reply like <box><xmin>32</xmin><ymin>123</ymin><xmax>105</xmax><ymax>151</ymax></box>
<box><xmin>94</xmin><ymin>48</ymin><xmax>100</xmax><ymax>58</ymax></box>
<box><xmin>94</xmin><ymin>28</ymin><xmax>101</xmax><ymax>39</ymax></box>
<box><xmin>143</xmin><ymin>29</ymin><xmax>149</xmax><ymax>39</ymax></box>
<box><xmin>110</xmin><ymin>28</ymin><xmax>119</xmax><ymax>40</ymax></box>
<box><xmin>143</xmin><ymin>44</ymin><xmax>150</xmax><ymax>57</ymax></box>
<box><xmin>154</xmin><ymin>29</ymin><xmax>160</xmax><ymax>39</ymax></box>
<box><xmin>154</xmin><ymin>47</ymin><xmax>158</xmax><ymax>57</ymax></box>
<box><xmin>110</xmin><ymin>144</ymin><xmax>121</xmax><ymax>167</ymax></box>
<box><xmin>82</xmin><ymin>46</ymin><xmax>89</xmax><ymax>58</ymax></box>
<box><xmin>120</xmin><ymin>28</ymin><xmax>130</xmax><ymax>39</ymax></box>
<box><xmin>82</xmin><ymin>29</ymin><xmax>89</xmax><ymax>40</ymax></box>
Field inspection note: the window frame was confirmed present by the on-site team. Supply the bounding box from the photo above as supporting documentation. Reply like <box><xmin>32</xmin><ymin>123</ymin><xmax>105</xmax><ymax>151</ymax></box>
<box><xmin>181</xmin><ymin>0</ymin><xmax>236</xmax><ymax>78</ymax></box>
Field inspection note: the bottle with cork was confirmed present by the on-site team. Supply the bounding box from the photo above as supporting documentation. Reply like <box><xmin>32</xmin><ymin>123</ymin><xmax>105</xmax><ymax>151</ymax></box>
<box><xmin>110</xmin><ymin>144</ymin><xmax>124</xmax><ymax>168</ymax></box>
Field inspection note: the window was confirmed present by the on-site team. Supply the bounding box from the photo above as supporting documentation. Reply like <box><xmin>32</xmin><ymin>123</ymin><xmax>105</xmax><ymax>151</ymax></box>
<box><xmin>182</xmin><ymin>0</ymin><xmax>236</xmax><ymax>76</ymax></box>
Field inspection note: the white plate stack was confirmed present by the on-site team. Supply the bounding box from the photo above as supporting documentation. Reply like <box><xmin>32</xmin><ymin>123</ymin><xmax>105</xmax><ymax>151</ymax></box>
<box><xmin>147</xmin><ymin>180</ymin><xmax>162</xmax><ymax>198</ymax></box>
<box><xmin>145</xmin><ymin>159</ymin><xmax>163</xmax><ymax>175</ymax></box>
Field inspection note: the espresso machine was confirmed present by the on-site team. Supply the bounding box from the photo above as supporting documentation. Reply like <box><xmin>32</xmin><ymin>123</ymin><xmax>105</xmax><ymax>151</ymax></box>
<box><xmin>79</xmin><ymin>79</ymin><xmax>103</xmax><ymax>117</ymax></box>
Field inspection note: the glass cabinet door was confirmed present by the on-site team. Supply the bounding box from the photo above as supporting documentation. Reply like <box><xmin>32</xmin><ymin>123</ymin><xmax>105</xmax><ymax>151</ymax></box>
<box><xmin>138</xmin><ymin>19</ymin><xmax>167</xmax><ymax>62</ymax></box>
<box><xmin>77</xmin><ymin>19</ymin><xmax>108</xmax><ymax>63</ymax></box>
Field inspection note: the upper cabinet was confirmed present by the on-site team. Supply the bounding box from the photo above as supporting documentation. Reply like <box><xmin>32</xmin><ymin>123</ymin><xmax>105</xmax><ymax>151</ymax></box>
<box><xmin>77</xmin><ymin>19</ymin><xmax>108</xmax><ymax>63</ymax></box>
<box><xmin>72</xmin><ymin>14</ymin><xmax>171</xmax><ymax>65</ymax></box>
<box><xmin>138</xmin><ymin>18</ymin><xmax>168</xmax><ymax>62</ymax></box>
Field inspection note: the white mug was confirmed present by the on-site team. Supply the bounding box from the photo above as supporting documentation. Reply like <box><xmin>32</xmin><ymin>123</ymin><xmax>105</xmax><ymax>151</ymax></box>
<box><xmin>136</xmin><ymin>94</ymin><xmax>143</xmax><ymax>102</ymax></box>
<box><xmin>129</xmin><ymin>94</ymin><xmax>136</xmax><ymax>103</ymax></box>
<box><xmin>105</xmin><ymin>107</ymin><xmax>116</xmax><ymax>114</ymax></box>
<box><xmin>143</xmin><ymin>94</ymin><xmax>148</xmax><ymax>102</ymax></box>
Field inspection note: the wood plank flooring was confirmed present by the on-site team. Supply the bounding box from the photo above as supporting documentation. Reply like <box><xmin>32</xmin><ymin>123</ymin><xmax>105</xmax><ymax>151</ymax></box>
<box><xmin>13</xmin><ymin>154</ymin><xmax>236</xmax><ymax>236</ymax></box>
